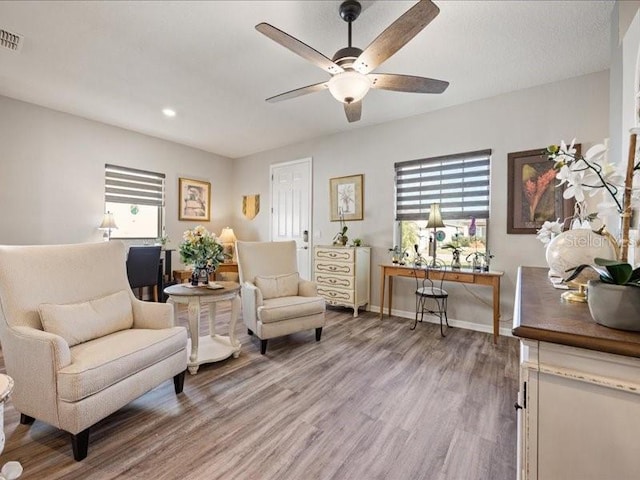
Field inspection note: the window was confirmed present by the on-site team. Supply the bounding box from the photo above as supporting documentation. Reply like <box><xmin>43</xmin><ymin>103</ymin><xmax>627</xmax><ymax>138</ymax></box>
<box><xmin>104</xmin><ymin>164</ymin><xmax>165</xmax><ymax>240</ymax></box>
<box><xmin>394</xmin><ymin>150</ymin><xmax>491</xmax><ymax>265</ymax></box>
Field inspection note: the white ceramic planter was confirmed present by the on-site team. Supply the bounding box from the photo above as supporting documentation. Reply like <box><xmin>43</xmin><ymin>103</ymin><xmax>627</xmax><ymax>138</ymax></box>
<box><xmin>587</xmin><ymin>280</ymin><xmax>640</xmax><ymax>331</ymax></box>
<box><xmin>546</xmin><ymin>229</ymin><xmax>617</xmax><ymax>279</ymax></box>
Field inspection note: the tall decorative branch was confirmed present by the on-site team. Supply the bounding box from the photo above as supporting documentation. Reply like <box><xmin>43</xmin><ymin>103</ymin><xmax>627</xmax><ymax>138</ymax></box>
<box><xmin>621</xmin><ymin>131</ymin><xmax>637</xmax><ymax>262</ymax></box>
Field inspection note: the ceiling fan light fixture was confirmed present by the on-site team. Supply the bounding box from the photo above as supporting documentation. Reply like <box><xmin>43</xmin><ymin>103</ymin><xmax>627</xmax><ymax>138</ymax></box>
<box><xmin>328</xmin><ymin>70</ymin><xmax>371</xmax><ymax>104</ymax></box>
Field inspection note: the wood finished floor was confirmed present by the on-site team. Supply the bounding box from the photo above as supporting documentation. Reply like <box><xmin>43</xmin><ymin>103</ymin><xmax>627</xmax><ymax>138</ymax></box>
<box><xmin>0</xmin><ymin>306</ymin><xmax>519</xmax><ymax>480</ymax></box>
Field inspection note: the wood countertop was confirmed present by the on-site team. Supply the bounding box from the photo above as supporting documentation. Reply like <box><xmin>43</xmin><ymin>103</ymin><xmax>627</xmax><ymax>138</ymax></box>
<box><xmin>513</xmin><ymin>266</ymin><xmax>640</xmax><ymax>358</ymax></box>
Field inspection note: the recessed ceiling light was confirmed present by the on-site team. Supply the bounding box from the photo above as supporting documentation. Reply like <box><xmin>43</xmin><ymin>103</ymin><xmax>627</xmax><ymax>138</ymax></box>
<box><xmin>162</xmin><ymin>108</ymin><xmax>176</xmax><ymax>117</ymax></box>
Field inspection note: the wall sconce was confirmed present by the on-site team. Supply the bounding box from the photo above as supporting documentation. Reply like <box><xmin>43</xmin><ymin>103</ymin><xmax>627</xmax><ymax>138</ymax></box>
<box><xmin>427</xmin><ymin>203</ymin><xmax>446</xmax><ymax>266</ymax></box>
<box><xmin>98</xmin><ymin>212</ymin><xmax>118</xmax><ymax>241</ymax></box>
<box><xmin>218</xmin><ymin>227</ymin><xmax>237</xmax><ymax>263</ymax></box>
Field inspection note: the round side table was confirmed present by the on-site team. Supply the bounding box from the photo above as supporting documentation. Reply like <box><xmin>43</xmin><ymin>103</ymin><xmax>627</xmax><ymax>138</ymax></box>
<box><xmin>0</xmin><ymin>374</ymin><xmax>22</xmax><ymax>479</ymax></box>
<box><xmin>164</xmin><ymin>281</ymin><xmax>241</xmax><ymax>374</ymax></box>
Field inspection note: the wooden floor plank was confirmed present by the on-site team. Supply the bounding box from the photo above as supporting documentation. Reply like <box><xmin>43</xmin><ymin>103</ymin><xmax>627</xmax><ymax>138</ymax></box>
<box><xmin>0</xmin><ymin>304</ymin><xmax>519</xmax><ymax>479</ymax></box>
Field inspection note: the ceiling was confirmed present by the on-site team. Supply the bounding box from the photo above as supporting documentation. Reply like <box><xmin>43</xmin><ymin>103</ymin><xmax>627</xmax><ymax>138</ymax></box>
<box><xmin>0</xmin><ymin>1</ymin><xmax>614</xmax><ymax>159</ymax></box>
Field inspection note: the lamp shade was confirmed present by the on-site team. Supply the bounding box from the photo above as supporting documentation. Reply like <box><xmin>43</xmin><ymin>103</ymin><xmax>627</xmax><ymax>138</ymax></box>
<box><xmin>328</xmin><ymin>71</ymin><xmax>371</xmax><ymax>104</ymax></box>
<box><xmin>218</xmin><ymin>227</ymin><xmax>237</xmax><ymax>244</ymax></box>
<box><xmin>426</xmin><ymin>203</ymin><xmax>446</xmax><ymax>229</ymax></box>
<box><xmin>99</xmin><ymin>212</ymin><xmax>118</xmax><ymax>230</ymax></box>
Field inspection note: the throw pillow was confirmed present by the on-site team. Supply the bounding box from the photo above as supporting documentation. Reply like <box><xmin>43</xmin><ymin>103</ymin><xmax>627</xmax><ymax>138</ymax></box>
<box><xmin>254</xmin><ymin>273</ymin><xmax>299</xmax><ymax>299</ymax></box>
<box><xmin>39</xmin><ymin>290</ymin><xmax>133</xmax><ymax>347</ymax></box>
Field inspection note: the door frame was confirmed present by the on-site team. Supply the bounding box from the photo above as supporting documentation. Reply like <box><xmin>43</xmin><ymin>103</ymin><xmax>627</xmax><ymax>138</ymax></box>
<box><xmin>269</xmin><ymin>157</ymin><xmax>313</xmax><ymax>275</ymax></box>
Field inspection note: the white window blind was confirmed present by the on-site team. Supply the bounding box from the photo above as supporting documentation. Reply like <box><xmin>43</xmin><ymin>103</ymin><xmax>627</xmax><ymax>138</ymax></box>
<box><xmin>395</xmin><ymin>149</ymin><xmax>491</xmax><ymax>221</ymax></box>
<box><xmin>105</xmin><ymin>164</ymin><xmax>165</xmax><ymax>207</ymax></box>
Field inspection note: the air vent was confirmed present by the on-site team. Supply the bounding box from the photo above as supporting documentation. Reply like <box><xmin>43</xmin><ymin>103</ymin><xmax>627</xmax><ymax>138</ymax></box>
<box><xmin>0</xmin><ymin>29</ymin><xmax>23</xmax><ymax>52</ymax></box>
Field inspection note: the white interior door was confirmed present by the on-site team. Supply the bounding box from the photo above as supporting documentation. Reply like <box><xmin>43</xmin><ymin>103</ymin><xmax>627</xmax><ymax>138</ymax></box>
<box><xmin>270</xmin><ymin>158</ymin><xmax>312</xmax><ymax>280</ymax></box>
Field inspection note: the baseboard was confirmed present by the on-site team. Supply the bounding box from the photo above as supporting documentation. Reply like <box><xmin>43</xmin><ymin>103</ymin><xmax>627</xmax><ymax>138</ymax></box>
<box><xmin>366</xmin><ymin>305</ymin><xmax>513</xmax><ymax>338</ymax></box>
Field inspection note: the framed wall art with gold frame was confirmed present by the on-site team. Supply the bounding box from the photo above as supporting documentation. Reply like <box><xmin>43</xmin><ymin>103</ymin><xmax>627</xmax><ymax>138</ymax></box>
<box><xmin>179</xmin><ymin>177</ymin><xmax>211</xmax><ymax>221</ymax></box>
<box><xmin>330</xmin><ymin>174</ymin><xmax>363</xmax><ymax>221</ymax></box>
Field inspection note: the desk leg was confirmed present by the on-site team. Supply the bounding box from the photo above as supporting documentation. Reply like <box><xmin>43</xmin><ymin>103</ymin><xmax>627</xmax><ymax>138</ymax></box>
<box><xmin>493</xmin><ymin>278</ymin><xmax>500</xmax><ymax>344</ymax></box>
<box><xmin>379</xmin><ymin>267</ymin><xmax>386</xmax><ymax>320</ymax></box>
<box><xmin>229</xmin><ymin>294</ymin><xmax>241</xmax><ymax>357</ymax></box>
<box><xmin>187</xmin><ymin>298</ymin><xmax>201</xmax><ymax>375</ymax></box>
<box><xmin>388</xmin><ymin>275</ymin><xmax>394</xmax><ymax>317</ymax></box>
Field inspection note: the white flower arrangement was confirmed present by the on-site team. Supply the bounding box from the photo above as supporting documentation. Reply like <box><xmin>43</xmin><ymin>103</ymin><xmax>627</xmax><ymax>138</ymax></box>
<box><xmin>536</xmin><ymin>219</ymin><xmax>563</xmax><ymax>245</ymax></box>
<box><xmin>179</xmin><ymin>225</ymin><xmax>226</xmax><ymax>270</ymax></box>
<box><xmin>547</xmin><ymin>139</ymin><xmax>637</xmax><ymax>220</ymax></box>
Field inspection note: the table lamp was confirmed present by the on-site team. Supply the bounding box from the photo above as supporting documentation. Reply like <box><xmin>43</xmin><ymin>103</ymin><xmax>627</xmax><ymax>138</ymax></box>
<box><xmin>219</xmin><ymin>227</ymin><xmax>237</xmax><ymax>263</ymax></box>
<box><xmin>98</xmin><ymin>212</ymin><xmax>118</xmax><ymax>241</ymax></box>
<box><xmin>427</xmin><ymin>203</ymin><xmax>446</xmax><ymax>266</ymax></box>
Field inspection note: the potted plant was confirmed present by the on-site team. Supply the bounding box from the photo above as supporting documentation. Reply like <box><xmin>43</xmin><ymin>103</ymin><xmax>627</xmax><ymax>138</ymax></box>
<box><xmin>565</xmin><ymin>257</ymin><xmax>640</xmax><ymax>331</ymax></box>
<box><xmin>179</xmin><ymin>225</ymin><xmax>226</xmax><ymax>286</ymax></box>
<box><xmin>442</xmin><ymin>232</ymin><xmax>464</xmax><ymax>269</ymax></box>
<box><xmin>333</xmin><ymin>212</ymin><xmax>348</xmax><ymax>246</ymax></box>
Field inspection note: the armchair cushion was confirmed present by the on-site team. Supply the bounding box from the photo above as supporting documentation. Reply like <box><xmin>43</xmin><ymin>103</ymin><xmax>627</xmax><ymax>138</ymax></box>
<box><xmin>39</xmin><ymin>290</ymin><xmax>133</xmax><ymax>347</ymax></box>
<box><xmin>58</xmin><ymin>326</ymin><xmax>187</xmax><ymax>402</ymax></box>
<box><xmin>255</xmin><ymin>273</ymin><xmax>299</xmax><ymax>299</ymax></box>
<box><xmin>258</xmin><ymin>295</ymin><xmax>325</xmax><ymax>324</ymax></box>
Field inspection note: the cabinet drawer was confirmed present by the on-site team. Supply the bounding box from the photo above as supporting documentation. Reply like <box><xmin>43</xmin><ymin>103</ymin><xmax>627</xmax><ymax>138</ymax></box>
<box><xmin>315</xmin><ymin>273</ymin><xmax>355</xmax><ymax>289</ymax></box>
<box><xmin>314</xmin><ymin>260</ymin><xmax>355</xmax><ymax>275</ymax></box>
<box><xmin>317</xmin><ymin>286</ymin><xmax>354</xmax><ymax>303</ymax></box>
<box><xmin>315</xmin><ymin>248</ymin><xmax>354</xmax><ymax>262</ymax></box>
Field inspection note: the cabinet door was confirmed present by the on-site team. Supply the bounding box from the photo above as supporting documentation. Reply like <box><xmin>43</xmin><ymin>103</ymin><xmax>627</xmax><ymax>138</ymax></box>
<box><xmin>537</xmin><ymin>371</ymin><xmax>640</xmax><ymax>479</ymax></box>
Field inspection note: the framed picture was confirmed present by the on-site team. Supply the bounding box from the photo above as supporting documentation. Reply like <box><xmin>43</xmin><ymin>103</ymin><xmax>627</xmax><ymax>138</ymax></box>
<box><xmin>179</xmin><ymin>177</ymin><xmax>211</xmax><ymax>221</ymax></box>
<box><xmin>330</xmin><ymin>174</ymin><xmax>364</xmax><ymax>221</ymax></box>
<box><xmin>507</xmin><ymin>146</ymin><xmax>578</xmax><ymax>234</ymax></box>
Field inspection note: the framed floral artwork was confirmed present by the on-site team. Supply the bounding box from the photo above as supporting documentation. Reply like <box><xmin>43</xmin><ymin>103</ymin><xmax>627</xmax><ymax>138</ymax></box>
<box><xmin>179</xmin><ymin>177</ymin><xmax>211</xmax><ymax>221</ymax></box>
<box><xmin>330</xmin><ymin>174</ymin><xmax>363</xmax><ymax>221</ymax></box>
<box><xmin>507</xmin><ymin>146</ymin><xmax>578</xmax><ymax>234</ymax></box>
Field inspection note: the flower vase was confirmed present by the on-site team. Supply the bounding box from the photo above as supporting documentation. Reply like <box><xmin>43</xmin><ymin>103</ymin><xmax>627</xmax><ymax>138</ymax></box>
<box><xmin>545</xmin><ymin>228</ymin><xmax>618</xmax><ymax>280</ymax></box>
<box><xmin>191</xmin><ymin>267</ymin><xmax>210</xmax><ymax>286</ymax></box>
<box><xmin>451</xmin><ymin>251</ymin><xmax>461</xmax><ymax>270</ymax></box>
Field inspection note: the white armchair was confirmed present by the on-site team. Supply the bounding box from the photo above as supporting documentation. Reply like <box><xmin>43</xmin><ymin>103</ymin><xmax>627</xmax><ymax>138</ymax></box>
<box><xmin>0</xmin><ymin>241</ymin><xmax>188</xmax><ymax>461</ymax></box>
<box><xmin>236</xmin><ymin>241</ymin><xmax>326</xmax><ymax>354</ymax></box>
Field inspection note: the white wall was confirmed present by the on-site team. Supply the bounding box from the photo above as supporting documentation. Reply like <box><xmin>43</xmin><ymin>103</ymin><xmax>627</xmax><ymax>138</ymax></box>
<box><xmin>232</xmin><ymin>71</ymin><xmax>610</xmax><ymax>332</ymax></box>
<box><xmin>0</xmin><ymin>95</ymin><xmax>233</xmax><ymax>269</ymax></box>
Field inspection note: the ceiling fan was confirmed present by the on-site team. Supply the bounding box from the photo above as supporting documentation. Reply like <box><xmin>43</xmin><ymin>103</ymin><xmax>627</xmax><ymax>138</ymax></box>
<box><xmin>256</xmin><ymin>0</ymin><xmax>449</xmax><ymax>123</ymax></box>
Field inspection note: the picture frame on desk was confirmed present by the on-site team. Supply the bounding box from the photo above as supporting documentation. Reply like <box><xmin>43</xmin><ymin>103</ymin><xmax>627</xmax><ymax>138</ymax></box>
<box><xmin>179</xmin><ymin>177</ymin><xmax>211</xmax><ymax>222</ymax></box>
<box><xmin>507</xmin><ymin>146</ymin><xmax>578</xmax><ymax>234</ymax></box>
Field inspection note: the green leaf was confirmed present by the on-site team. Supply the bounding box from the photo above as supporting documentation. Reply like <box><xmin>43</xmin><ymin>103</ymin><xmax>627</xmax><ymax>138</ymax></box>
<box><xmin>563</xmin><ymin>263</ymin><xmax>612</xmax><ymax>283</ymax></box>
<box><xmin>594</xmin><ymin>257</ymin><xmax>633</xmax><ymax>284</ymax></box>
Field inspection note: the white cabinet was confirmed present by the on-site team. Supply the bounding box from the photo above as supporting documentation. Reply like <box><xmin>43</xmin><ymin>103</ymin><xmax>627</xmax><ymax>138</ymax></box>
<box><xmin>313</xmin><ymin>246</ymin><xmax>370</xmax><ymax>317</ymax></box>
<box><xmin>516</xmin><ymin>339</ymin><xmax>640</xmax><ymax>480</ymax></box>
<box><xmin>514</xmin><ymin>267</ymin><xmax>640</xmax><ymax>480</ymax></box>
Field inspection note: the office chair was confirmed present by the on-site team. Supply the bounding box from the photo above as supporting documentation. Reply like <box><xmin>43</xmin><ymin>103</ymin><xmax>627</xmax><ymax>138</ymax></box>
<box><xmin>126</xmin><ymin>246</ymin><xmax>162</xmax><ymax>302</ymax></box>
<box><xmin>411</xmin><ymin>259</ymin><xmax>450</xmax><ymax>336</ymax></box>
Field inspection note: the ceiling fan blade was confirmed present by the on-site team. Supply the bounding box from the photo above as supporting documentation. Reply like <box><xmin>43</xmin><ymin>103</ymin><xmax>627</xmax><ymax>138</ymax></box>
<box><xmin>369</xmin><ymin>73</ymin><xmax>449</xmax><ymax>94</ymax></box>
<box><xmin>353</xmin><ymin>0</ymin><xmax>440</xmax><ymax>74</ymax></box>
<box><xmin>266</xmin><ymin>82</ymin><xmax>328</xmax><ymax>103</ymax></box>
<box><xmin>256</xmin><ymin>23</ymin><xmax>344</xmax><ymax>75</ymax></box>
<box><xmin>344</xmin><ymin>100</ymin><xmax>362</xmax><ymax>123</ymax></box>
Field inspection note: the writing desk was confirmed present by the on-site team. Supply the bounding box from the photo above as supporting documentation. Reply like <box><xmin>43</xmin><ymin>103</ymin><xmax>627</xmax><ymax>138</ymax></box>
<box><xmin>379</xmin><ymin>264</ymin><xmax>504</xmax><ymax>343</ymax></box>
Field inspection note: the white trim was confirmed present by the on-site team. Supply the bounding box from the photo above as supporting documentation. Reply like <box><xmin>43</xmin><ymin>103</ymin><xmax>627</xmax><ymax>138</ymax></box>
<box><xmin>367</xmin><ymin>304</ymin><xmax>513</xmax><ymax>337</ymax></box>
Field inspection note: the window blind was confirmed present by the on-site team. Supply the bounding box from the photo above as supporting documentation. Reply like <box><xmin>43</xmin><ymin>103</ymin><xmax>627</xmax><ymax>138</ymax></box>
<box><xmin>395</xmin><ymin>149</ymin><xmax>491</xmax><ymax>221</ymax></box>
<box><xmin>105</xmin><ymin>164</ymin><xmax>165</xmax><ymax>207</ymax></box>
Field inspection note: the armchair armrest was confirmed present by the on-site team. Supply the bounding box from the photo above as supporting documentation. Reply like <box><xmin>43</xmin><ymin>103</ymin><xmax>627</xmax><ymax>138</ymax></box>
<box><xmin>2</xmin><ymin>326</ymin><xmax>71</xmax><ymax>426</ymax></box>
<box><xmin>298</xmin><ymin>279</ymin><xmax>318</xmax><ymax>297</ymax></box>
<box><xmin>131</xmin><ymin>298</ymin><xmax>174</xmax><ymax>329</ymax></box>
<box><xmin>240</xmin><ymin>281</ymin><xmax>262</xmax><ymax>332</ymax></box>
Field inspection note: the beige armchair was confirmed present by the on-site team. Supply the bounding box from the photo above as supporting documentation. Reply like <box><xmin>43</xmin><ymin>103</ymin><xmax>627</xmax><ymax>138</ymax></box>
<box><xmin>0</xmin><ymin>241</ymin><xmax>188</xmax><ymax>461</ymax></box>
<box><xmin>236</xmin><ymin>241</ymin><xmax>325</xmax><ymax>354</ymax></box>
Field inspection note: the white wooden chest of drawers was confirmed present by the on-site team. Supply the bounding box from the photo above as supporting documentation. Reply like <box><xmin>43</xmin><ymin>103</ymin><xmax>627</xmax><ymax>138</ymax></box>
<box><xmin>313</xmin><ymin>245</ymin><xmax>370</xmax><ymax>317</ymax></box>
